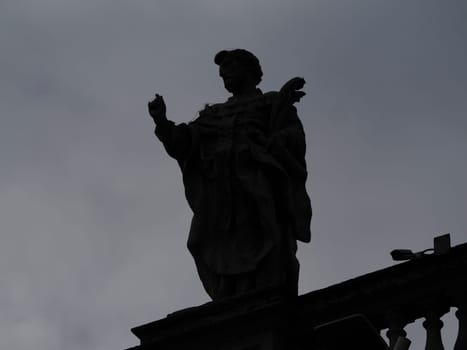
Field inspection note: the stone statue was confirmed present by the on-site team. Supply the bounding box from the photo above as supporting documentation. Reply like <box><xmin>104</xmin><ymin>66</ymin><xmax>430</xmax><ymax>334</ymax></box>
<box><xmin>148</xmin><ymin>49</ymin><xmax>311</xmax><ymax>300</ymax></box>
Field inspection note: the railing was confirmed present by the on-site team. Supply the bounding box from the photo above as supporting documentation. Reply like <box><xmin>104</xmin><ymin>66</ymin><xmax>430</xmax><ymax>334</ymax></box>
<box><xmin>128</xmin><ymin>238</ymin><xmax>466</xmax><ymax>350</ymax></box>
<box><xmin>297</xmin><ymin>239</ymin><xmax>467</xmax><ymax>350</ymax></box>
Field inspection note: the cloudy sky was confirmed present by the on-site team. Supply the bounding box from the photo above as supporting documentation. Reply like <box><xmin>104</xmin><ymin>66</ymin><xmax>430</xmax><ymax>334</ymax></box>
<box><xmin>1</xmin><ymin>0</ymin><xmax>466</xmax><ymax>349</ymax></box>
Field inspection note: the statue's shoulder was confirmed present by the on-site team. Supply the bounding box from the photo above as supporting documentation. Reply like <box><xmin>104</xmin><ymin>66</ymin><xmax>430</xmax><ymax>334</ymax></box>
<box><xmin>192</xmin><ymin>103</ymin><xmax>227</xmax><ymax>126</ymax></box>
<box><xmin>196</xmin><ymin>103</ymin><xmax>225</xmax><ymax>120</ymax></box>
<box><xmin>262</xmin><ymin>91</ymin><xmax>280</xmax><ymax>103</ymax></box>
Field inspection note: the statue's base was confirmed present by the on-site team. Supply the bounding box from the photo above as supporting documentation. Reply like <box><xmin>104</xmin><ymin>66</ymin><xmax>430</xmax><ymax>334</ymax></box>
<box><xmin>126</xmin><ymin>287</ymin><xmax>304</xmax><ymax>350</ymax></box>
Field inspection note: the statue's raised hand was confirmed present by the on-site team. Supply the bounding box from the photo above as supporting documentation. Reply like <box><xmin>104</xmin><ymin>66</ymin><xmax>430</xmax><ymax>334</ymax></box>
<box><xmin>279</xmin><ymin>77</ymin><xmax>306</xmax><ymax>104</ymax></box>
<box><xmin>148</xmin><ymin>94</ymin><xmax>168</xmax><ymax>125</ymax></box>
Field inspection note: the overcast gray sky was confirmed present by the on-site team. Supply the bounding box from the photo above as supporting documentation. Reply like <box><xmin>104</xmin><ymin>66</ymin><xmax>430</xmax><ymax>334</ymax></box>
<box><xmin>1</xmin><ymin>1</ymin><xmax>466</xmax><ymax>349</ymax></box>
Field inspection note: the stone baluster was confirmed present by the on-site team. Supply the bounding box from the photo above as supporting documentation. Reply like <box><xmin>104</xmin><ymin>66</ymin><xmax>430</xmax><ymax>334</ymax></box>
<box><xmin>454</xmin><ymin>301</ymin><xmax>467</xmax><ymax>350</ymax></box>
<box><xmin>422</xmin><ymin>306</ymin><xmax>448</xmax><ymax>350</ymax></box>
<box><xmin>394</xmin><ymin>336</ymin><xmax>411</xmax><ymax>350</ymax></box>
<box><xmin>386</xmin><ymin>312</ymin><xmax>409</xmax><ymax>350</ymax></box>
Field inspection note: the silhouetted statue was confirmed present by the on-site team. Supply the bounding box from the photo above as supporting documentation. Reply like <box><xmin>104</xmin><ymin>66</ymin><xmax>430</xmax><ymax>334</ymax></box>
<box><xmin>148</xmin><ymin>49</ymin><xmax>311</xmax><ymax>300</ymax></box>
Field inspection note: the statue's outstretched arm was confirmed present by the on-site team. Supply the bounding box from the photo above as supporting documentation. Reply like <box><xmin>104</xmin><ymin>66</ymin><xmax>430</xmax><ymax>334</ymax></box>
<box><xmin>148</xmin><ymin>94</ymin><xmax>191</xmax><ymax>161</ymax></box>
<box><xmin>268</xmin><ymin>77</ymin><xmax>307</xmax><ymax>159</ymax></box>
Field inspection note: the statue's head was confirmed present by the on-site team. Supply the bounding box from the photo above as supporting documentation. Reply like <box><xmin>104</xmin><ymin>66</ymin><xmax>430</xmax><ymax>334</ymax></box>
<box><xmin>214</xmin><ymin>49</ymin><xmax>263</xmax><ymax>95</ymax></box>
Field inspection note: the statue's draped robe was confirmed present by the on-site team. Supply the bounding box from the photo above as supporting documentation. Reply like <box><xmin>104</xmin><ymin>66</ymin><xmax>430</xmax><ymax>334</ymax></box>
<box><xmin>155</xmin><ymin>89</ymin><xmax>311</xmax><ymax>300</ymax></box>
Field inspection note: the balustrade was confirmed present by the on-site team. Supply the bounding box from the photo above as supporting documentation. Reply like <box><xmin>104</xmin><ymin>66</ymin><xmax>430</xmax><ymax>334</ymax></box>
<box><xmin>127</xmin><ymin>239</ymin><xmax>467</xmax><ymax>350</ymax></box>
<box><xmin>298</xmin><ymin>240</ymin><xmax>467</xmax><ymax>350</ymax></box>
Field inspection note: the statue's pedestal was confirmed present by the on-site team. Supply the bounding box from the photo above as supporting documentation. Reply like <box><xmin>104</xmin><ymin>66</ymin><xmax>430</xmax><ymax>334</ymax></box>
<box><xmin>126</xmin><ymin>288</ymin><xmax>303</xmax><ymax>350</ymax></box>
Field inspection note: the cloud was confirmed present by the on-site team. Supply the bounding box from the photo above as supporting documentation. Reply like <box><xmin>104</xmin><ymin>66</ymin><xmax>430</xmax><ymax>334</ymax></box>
<box><xmin>1</xmin><ymin>1</ymin><xmax>466</xmax><ymax>349</ymax></box>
